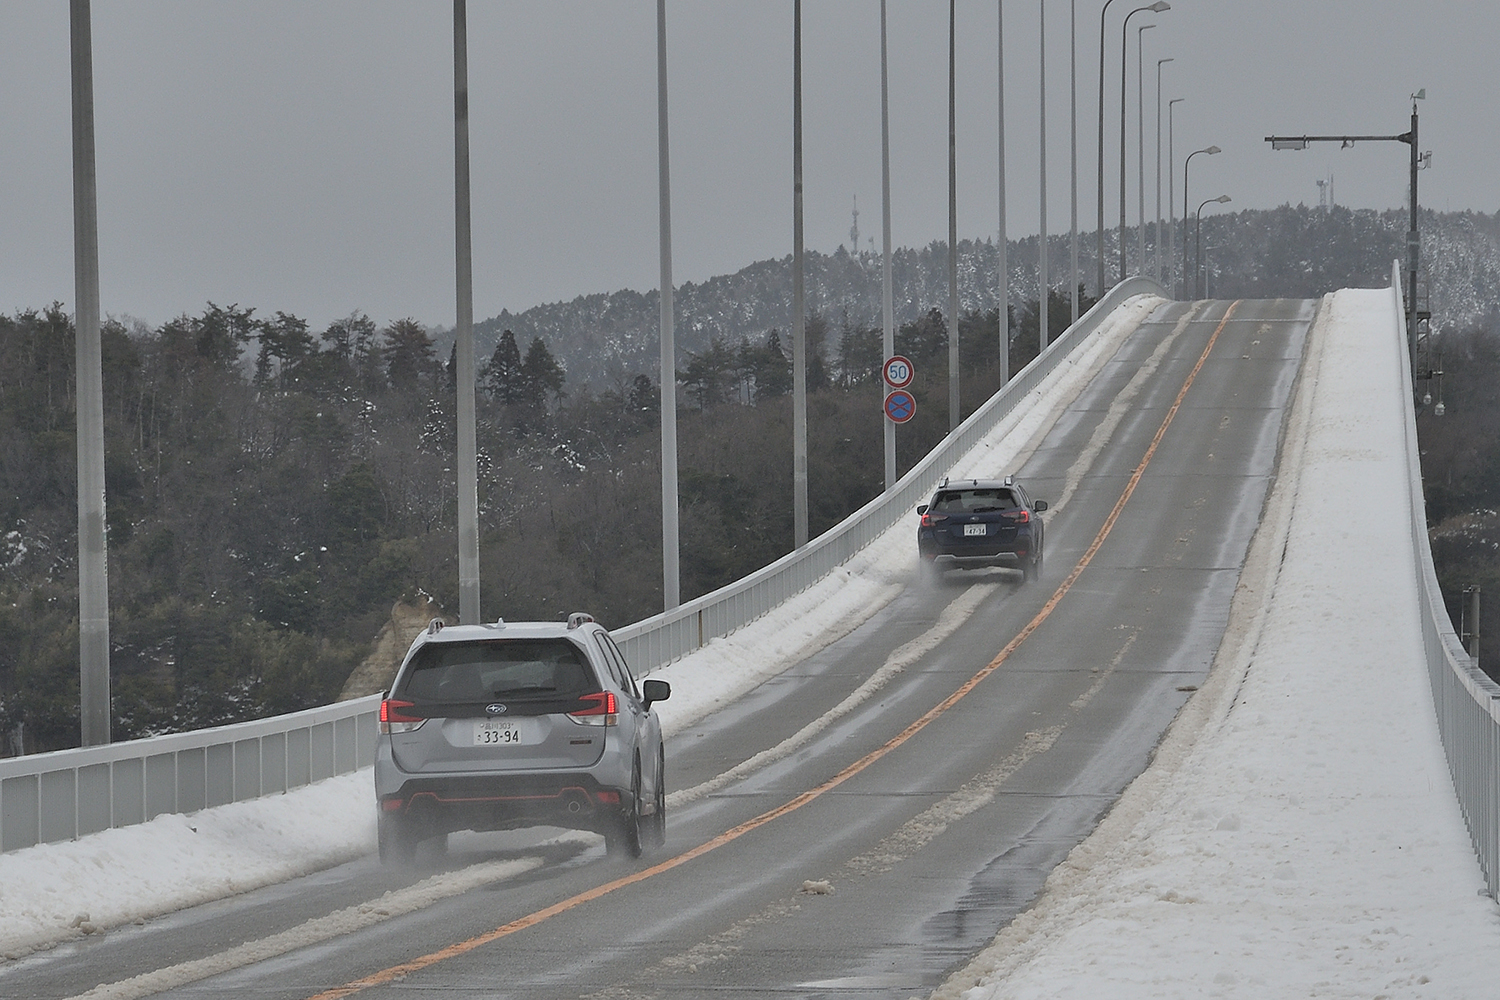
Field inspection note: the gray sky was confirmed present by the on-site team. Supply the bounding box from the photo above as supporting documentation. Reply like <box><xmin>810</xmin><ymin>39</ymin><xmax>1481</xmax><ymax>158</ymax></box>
<box><xmin>2</xmin><ymin>1</ymin><xmax>1493</xmax><ymax>330</ymax></box>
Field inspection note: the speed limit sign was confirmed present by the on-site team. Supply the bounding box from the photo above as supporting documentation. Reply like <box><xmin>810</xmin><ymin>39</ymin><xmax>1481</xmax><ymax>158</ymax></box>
<box><xmin>883</xmin><ymin>355</ymin><xmax>914</xmax><ymax>389</ymax></box>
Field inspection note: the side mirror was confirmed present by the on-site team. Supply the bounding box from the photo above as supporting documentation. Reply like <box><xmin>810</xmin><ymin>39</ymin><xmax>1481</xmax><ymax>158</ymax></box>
<box><xmin>1033</xmin><ymin>501</ymin><xmax>1048</xmax><ymax>512</ymax></box>
<box><xmin>642</xmin><ymin>678</ymin><xmax>671</xmax><ymax>709</ymax></box>
<box><xmin>916</xmin><ymin>504</ymin><xmax>928</xmax><ymax>515</ymax></box>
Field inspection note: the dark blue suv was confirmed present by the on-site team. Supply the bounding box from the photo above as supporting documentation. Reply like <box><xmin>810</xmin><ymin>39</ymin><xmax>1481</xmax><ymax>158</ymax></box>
<box><xmin>917</xmin><ymin>477</ymin><xmax>1048</xmax><ymax>582</ymax></box>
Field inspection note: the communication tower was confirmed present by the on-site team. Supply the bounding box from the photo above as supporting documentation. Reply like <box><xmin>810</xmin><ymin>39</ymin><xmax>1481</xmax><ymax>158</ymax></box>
<box><xmin>850</xmin><ymin>195</ymin><xmax>860</xmax><ymax>257</ymax></box>
<box><xmin>1316</xmin><ymin>174</ymin><xmax>1335</xmax><ymax>212</ymax></box>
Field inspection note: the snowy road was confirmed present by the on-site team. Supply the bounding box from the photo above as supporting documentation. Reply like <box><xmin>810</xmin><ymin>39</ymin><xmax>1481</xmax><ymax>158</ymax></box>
<box><xmin>10</xmin><ymin>293</ymin><xmax>1475</xmax><ymax>1000</ymax></box>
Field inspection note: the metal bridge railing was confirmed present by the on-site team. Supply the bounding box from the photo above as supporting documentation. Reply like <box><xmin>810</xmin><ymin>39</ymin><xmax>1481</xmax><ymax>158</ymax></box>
<box><xmin>0</xmin><ymin>695</ymin><xmax>378</xmax><ymax>853</ymax></box>
<box><xmin>0</xmin><ymin>277</ymin><xmax>1164</xmax><ymax>853</ymax></box>
<box><xmin>1394</xmin><ymin>259</ymin><xmax>1500</xmax><ymax>897</ymax></box>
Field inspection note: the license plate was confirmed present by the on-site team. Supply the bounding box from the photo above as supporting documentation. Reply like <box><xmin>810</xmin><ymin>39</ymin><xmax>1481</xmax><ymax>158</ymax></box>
<box><xmin>964</xmin><ymin>523</ymin><xmax>987</xmax><ymax>536</ymax></box>
<box><xmin>472</xmin><ymin>720</ymin><xmax>536</xmax><ymax>746</ymax></box>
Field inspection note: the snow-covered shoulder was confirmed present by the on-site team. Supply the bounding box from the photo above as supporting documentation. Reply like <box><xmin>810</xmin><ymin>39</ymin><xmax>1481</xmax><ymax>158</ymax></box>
<box><xmin>0</xmin><ymin>770</ymin><xmax>374</xmax><ymax>960</ymax></box>
<box><xmin>938</xmin><ymin>289</ymin><xmax>1500</xmax><ymax>1000</ymax></box>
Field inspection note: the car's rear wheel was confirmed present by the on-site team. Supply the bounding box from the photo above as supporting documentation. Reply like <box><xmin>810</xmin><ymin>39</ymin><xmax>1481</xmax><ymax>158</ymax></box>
<box><xmin>645</xmin><ymin>750</ymin><xmax>667</xmax><ymax>850</ymax></box>
<box><xmin>1024</xmin><ymin>546</ymin><xmax>1044</xmax><ymax>584</ymax></box>
<box><xmin>377</xmin><ymin>811</ymin><xmax>417</xmax><ymax>866</ymax></box>
<box><xmin>605</xmin><ymin>758</ymin><xmax>644</xmax><ymax>859</ymax></box>
<box><xmin>921</xmin><ymin>557</ymin><xmax>944</xmax><ymax>587</ymax></box>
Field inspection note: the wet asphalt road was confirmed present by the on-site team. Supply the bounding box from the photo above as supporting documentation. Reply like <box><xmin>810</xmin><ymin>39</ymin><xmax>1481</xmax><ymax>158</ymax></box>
<box><xmin>1</xmin><ymin>297</ymin><xmax>1314</xmax><ymax>1000</ymax></box>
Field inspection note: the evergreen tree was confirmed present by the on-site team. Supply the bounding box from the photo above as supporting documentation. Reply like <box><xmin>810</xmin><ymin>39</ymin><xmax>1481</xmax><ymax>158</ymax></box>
<box><xmin>193</xmin><ymin>302</ymin><xmax>256</xmax><ymax>367</ymax></box>
<box><xmin>679</xmin><ymin>337</ymin><xmax>738</xmax><ymax>409</ymax></box>
<box><xmin>627</xmin><ymin>374</ymin><xmax>659</xmax><ymax>423</ymax></box>
<box><xmin>836</xmin><ymin>319</ymin><xmax>881</xmax><ymax>387</ymax></box>
<box><xmin>255</xmin><ymin>311</ymin><xmax>314</xmax><ymax>390</ymax></box>
<box><xmin>484</xmin><ymin>329</ymin><xmax>523</xmax><ymax>404</ymax></box>
<box><xmin>382</xmin><ymin>318</ymin><xmax>436</xmax><ymax>392</ymax></box>
<box><xmin>753</xmin><ymin>330</ymin><xmax>792</xmax><ymax>400</ymax></box>
<box><xmin>806</xmin><ymin>313</ymin><xmax>830</xmax><ymax>392</ymax></box>
<box><xmin>520</xmin><ymin>336</ymin><xmax>566</xmax><ymax>411</ymax></box>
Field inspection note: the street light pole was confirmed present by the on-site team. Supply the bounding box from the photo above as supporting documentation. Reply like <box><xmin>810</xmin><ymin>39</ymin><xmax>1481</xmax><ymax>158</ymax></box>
<box><xmin>792</xmin><ymin>0</ymin><xmax>808</xmax><ymax>546</ymax></box>
<box><xmin>1119</xmin><ymin>2</ymin><xmax>1168</xmax><ymax>283</ymax></box>
<box><xmin>997</xmin><ymin>0</ymin><xmax>1009</xmax><ymax>377</ymax></box>
<box><xmin>1181</xmin><ymin>144</ymin><xmax>1219</xmax><ymax>299</ymax></box>
<box><xmin>656</xmin><ymin>0</ymin><xmax>680</xmax><ymax>607</ymax></box>
<box><xmin>1196</xmin><ymin>194</ymin><xmax>1230</xmax><ymax>298</ymax></box>
<box><xmin>881</xmin><ymin>0</ymin><xmax>897</xmax><ymax>486</ymax></box>
<box><xmin>453</xmin><ymin>0</ymin><xmax>480</xmax><ymax>625</ymax></box>
<box><xmin>1069</xmin><ymin>0</ymin><xmax>1079</xmax><ymax>325</ymax></box>
<box><xmin>70</xmin><ymin>0</ymin><xmax>110</xmax><ymax>745</ymax></box>
<box><xmin>1155</xmin><ymin>57</ymin><xmax>1173</xmax><ymax>283</ymax></box>
<box><xmin>1134</xmin><ymin>23</ymin><xmax>1155</xmax><ymax>276</ymax></box>
<box><xmin>1095</xmin><ymin>0</ymin><xmax>1125</xmax><ymax>297</ymax></box>
<box><xmin>1167</xmin><ymin>97</ymin><xmax>1182</xmax><ymax>294</ymax></box>
<box><xmin>1038</xmin><ymin>0</ymin><xmax>1048</xmax><ymax>351</ymax></box>
<box><xmin>949</xmin><ymin>0</ymin><xmax>961</xmax><ymax>427</ymax></box>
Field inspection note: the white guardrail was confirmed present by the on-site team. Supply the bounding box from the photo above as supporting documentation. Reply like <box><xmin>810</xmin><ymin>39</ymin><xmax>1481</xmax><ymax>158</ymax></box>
<box><xmin>0</xmin><ymin>277</ymin><xmax>1163</xmax><ymax>854</ymax></box>
<box><xmin>1393</xmin><ymin>261</ymin><xmax>1500</xmax><ymax>898</ymax></box>
<box><xmin>0</xmin><ymin>696</ymin><xmax>378</xmax><ymax>852</ymax></box>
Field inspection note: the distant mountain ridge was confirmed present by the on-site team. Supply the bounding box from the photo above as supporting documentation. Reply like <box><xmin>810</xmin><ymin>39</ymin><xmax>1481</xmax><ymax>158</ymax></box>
<box><xmin>464</xmin><ymin>205</ymin><xmax>1500</xmax><ymax>389</ymax></box>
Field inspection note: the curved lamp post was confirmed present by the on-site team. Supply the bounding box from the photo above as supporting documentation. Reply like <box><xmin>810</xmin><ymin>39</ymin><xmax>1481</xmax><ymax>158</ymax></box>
<box><xmin>1166</xmin><ymin>96</ymin><xmax>1183</xmax><ymax>294</ymax></box>
<box><xmin>1181</xmin><ymin>144</ymin><xmax>1220</xmax><ymax>296</ymax></box>
<box><xmin>1195</xmin><ymin>194</ymin><xmax>1231</xmax><ymax>299</ymax></box>
<box><xmin>1154</xmin><ymin>57</ymin><xmax>1173</xmax><ymax>283</ymax></box>
<box><xmin>1118</xmin><ymin>1</ymin><xmax>1168</xmax><ymax>282</ymax></box>
<box><xmin>1134</xmin><ymin>22</ymin><xmax>1155</xmax><ymax>276</ymax></box>
<box><xmin>1094</xmin><ymin>0</ymin><xmax>1123</xmax><ymax>296</ymax></box>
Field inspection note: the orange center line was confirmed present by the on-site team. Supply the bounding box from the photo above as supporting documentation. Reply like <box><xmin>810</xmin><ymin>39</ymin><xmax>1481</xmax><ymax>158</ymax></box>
<box><xmin>303</xmin><ymin>300</ymin><xmax>1240</xmax><ymax>1000</ymax></box>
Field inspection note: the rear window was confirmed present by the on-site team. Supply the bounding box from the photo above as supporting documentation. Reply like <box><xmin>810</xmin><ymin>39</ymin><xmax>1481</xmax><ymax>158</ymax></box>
<box><xmin>396</xmin><ymin>639</ymin><xmax>595</xmax><ymax>702</ymax></box>
<box><xmin>931</xmin><ymin>488</ymin><xmax>1018</xmax><ymax>514</ymax></box>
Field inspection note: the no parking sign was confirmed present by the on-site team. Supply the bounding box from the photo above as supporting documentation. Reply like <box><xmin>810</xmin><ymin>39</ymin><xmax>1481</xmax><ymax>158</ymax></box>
<box><xmin>884</xmin><ymin>389</ymin><xmax>916</xmax><ymax>424</ymax></box>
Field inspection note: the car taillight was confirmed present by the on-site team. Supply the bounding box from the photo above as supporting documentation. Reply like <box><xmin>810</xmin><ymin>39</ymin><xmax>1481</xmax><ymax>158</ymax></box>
<box><xmin>569</xmin><ymin>691</ymin><xmax>618</xmax><ymax>727</ymax></box>
<box><xmin>921</xmin><ymin>513</ymin><xmax>948</xmax><ymax>528</ymax></box>
<box><xmin>379</xmin><ymin>698</ymin><xmax>425</xmax><ymax>734</ymax></box>
<box><xmin>1009</xmin><ymin>509</ymin><xmax>1030</xmax><ymax>523</ymax></box>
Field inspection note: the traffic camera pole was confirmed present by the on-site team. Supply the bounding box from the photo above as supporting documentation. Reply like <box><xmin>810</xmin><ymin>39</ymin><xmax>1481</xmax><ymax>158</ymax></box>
<box><xmin>1265</xmin><ymin>94</ymin><xmax>1426</xmax><ymax>385</ymax></box>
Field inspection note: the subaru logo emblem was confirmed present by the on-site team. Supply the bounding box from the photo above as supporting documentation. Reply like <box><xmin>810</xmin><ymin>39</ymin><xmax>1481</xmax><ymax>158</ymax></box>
<box><xmin>485</xmin><ymin>703</ymin><xmax>508</xmax><ymax>716</ymax></box>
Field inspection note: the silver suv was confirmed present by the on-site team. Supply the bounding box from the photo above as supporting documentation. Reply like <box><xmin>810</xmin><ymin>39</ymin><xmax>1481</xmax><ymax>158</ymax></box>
<box><xmin>374</xmin><ymin>613</ymin><xmax>669</xmax><ymax>863</ymax></box>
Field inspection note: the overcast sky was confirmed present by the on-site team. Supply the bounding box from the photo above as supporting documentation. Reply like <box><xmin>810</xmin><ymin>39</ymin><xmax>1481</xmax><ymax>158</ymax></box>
<box><xmin>2</xmin><ymin>1</ymin><xmax>1493</xmax><ymax>330</ymax></box>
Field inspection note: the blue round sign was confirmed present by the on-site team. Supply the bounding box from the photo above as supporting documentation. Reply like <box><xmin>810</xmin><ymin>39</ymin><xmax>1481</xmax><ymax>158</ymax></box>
<box><xmin>884</xmin><ymin>389</ymin><xmax>916</xmax><ymax>424</ymax></box>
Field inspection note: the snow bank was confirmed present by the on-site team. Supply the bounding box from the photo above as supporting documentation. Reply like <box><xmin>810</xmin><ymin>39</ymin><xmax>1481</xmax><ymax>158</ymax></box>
<box><xmin>0</xmin><ymin>770</ymin><xmax>374</xmax><ymax>960</ymax></box>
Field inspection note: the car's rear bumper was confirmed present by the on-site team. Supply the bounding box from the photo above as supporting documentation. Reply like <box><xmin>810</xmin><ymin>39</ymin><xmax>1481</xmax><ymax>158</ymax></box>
<box><xmin>927</xmin><ymin>550</ymin><xmax>1024</xmax><ymax>568</ymax></box>
<box><xmin>919</xmin><ymin>537</ymin><xmax>1031</xmax><ymax>563</ymax></box>
<box><xmin>379</xmin><ymin>771</ymin><xmax>627</xmax><ymax>833</ymax></box>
